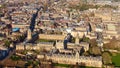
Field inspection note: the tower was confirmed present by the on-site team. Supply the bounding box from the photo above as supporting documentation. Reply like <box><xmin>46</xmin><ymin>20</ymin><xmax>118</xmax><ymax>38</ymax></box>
<box><xmin>75</xmin><ymin>33</ymin><xmax>79</xmax><ymax>44</ymax></box>
<box><xmin>75</xmin><ymin>51</ymin><xmax>80</xmax><ymax>59</ymax></box>
<box><xmin>27</xmin><ymin>29</ymin><xmax>32</xmax><ymax>40</ymax></box>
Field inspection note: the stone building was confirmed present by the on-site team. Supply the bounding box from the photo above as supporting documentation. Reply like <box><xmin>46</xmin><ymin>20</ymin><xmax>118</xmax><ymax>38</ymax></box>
<box><xmin>111</xmin><ymin>10</ymin><xmax>120</xmax><ymax>22</ymax></box>
<box><xmin>37</xmin><ymin>52</ymin><xmax>102</xmax><ymax>68</ymax></box>
<box><xmin>103</xmin><ymin>22</ymin><xmax>120</xmax><ymax>39</ymax></box>
<box><xmin>95</xmin><ymin>9</ymin><xmax>112</xmax><ymax>21</ymax></box>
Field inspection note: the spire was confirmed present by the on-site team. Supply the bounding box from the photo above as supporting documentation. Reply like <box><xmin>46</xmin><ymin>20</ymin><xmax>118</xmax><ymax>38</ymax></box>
<box><xmin>75</xmin><ymin>33</ymin><xmax>79</xmax><ymax>44</ymax></box>
<box><xmin>75</xmin><ymin>51</ymin><xmax>80</xmax><ymax>59</ymax></box>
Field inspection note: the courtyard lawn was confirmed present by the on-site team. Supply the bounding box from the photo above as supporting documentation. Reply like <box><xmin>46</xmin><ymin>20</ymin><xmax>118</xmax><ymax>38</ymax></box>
<box><xmin>112</xmin><ymin>53</ymin><xmax>120</xmax><ymax>67</ymax></box>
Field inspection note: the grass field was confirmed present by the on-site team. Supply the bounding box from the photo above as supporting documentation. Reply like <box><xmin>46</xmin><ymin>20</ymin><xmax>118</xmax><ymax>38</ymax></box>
<box><xmin>112</xmin><ymin>53</ymin><xmax>120</xmax><ymax>67</ymax></box>
<box><xmin>53</xmin><ymin>63</ymin><xmax>95</xmax><ymax>68</ymax></box>
<box><xmin>53</xmin><ymin>63</ymin><xmax>70</xmax><ymax>67</ymax></box>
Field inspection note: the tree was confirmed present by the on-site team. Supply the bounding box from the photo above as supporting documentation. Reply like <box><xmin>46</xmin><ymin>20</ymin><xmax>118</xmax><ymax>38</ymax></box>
<box><xmin>19</xmin><ymin>35</ymin><xmax>25</xmax><ymax>42</ymax></box>
<box><xmin>102</xmin><ymin>5</ymin><xmax>118</xmax><ymax>10</ymax></box>
<box><xmin>89</xmin><ymin>46</ymin><xmax>102</xmax><ymax>56</ymax></box>
<box><xmin>81</xmin><ymin>36</ymin><xmax>90</xmax><ymax>42</ymax></box>
<box><xmin>33</xmin><ymin>61</ymin><xmax>39</xmax><ymax>66</ymax></box>
<box><xmin>103</xmin><ymin>39</ymin><xmax>120</xmax><ymax>50</ymax></box>
<box><xmin>102</xmin><ymin>52</ymin><xmax>112</xmax><ymax>65</ymax></box>
<box><xmin>10</xmin><ymin>55</ymin><xmax>20</xmax><ymax>61</ymax></box>
<box><xmin>114</xmin><ymin>0</ymin><xmax>120</xmax><ymax>2</ymax></box>
<box><xmin>94</xmin><ymin>5</ymin><xmax>100</xmax><ymax>9</ymax></box>
<box><xmin>25</xmin><ymin>60</ymin><xmax>33</xmax><ymax>67</ymax></box>
<box><xmin>89</xmin><ymin>39</ymin><xmax>97</xmax><ymax>46</ymax></box>
<box><xmin>4</xmin><ymin>40</ymin><xmax>11</xmax><ymax>47</ymax></box>
<box><xmin>10</xmin><ymin>55</ymin><xmax>21</xmax><ymax>66</ymax></box>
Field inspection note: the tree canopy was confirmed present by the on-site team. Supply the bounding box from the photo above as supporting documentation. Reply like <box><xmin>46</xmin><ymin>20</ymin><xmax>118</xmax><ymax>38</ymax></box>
<box><xmin>103</xmin><ymin>39</ymin><xmax>120</xmax><ymax>51</ymax></box>
<box><xmin>102</xmin><ymin>52</ymin><xmax>112</xmax><ymax>65</ymax></box>
<box><xmin>89</xmin><ymin>46</ymin><xmax>102</xmax><ymax>56</ymax></box>
<box><xmin>10</xmin><ymin>55</ymin><xmax>20</xmax><ymax>61</ymax></box>
<box><xmin>4</xmin><ymin>40</ymin><xmax>11</xmax><ymax>47</ymax></box>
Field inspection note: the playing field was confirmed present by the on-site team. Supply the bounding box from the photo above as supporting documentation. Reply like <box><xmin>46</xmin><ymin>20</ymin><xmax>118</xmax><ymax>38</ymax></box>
<box><xmin>112</xmin><ymin>53</ymin><xmax>120</xmax><ymax>67</ymax></box>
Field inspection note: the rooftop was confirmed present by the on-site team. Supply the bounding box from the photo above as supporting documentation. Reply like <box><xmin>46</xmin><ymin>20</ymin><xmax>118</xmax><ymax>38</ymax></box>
<box><xmin>12</xmin><ymin>28</ymin><xmax>20</xmax><ymax>32</ymax></box>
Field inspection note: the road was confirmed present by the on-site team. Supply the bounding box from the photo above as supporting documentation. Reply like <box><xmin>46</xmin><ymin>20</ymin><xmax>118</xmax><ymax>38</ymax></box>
<box><xmin>30</xmin><ymin>7</ymin><xmax>41</xmax><ymax>32</ymax></box>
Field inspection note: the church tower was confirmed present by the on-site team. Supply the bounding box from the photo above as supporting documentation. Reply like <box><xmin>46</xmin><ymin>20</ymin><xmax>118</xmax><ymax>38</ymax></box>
<box><xmin>75</xmin><ymin>33</ymin><xmax>79</xmax><ymax>44</ymax></box>
<box><xmin>27</xmin><ymin>29</ymin><xmax>32</xmax><ymax>40</ymax></box>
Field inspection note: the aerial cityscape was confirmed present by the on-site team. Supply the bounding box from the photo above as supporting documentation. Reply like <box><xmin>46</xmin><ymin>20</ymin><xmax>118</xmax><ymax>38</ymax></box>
<box><xmin>0</xmin><ymin>0</ymin><xmax>120</xmax><ymax>68</ymax></box>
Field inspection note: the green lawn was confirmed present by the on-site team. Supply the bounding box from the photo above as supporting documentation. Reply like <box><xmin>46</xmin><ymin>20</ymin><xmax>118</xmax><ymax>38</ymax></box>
<box><xmin>53</xmin><ymin>63</ymin><xmax>96</xmax><ymax>68</ymax></box>
<box><xmin>79</xmin><ymin>66</ymin><xmax>96</xmax><ymax>68</ymax></box>
<box><xmin>112</xmin><ymin>53</ymin><xmax>120</xmax><ymax>67</ymax></box>
<box><xmin>53</xmin><ymin>63</ymin><xmax>70</xmax><ymax>67</ymax></box>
